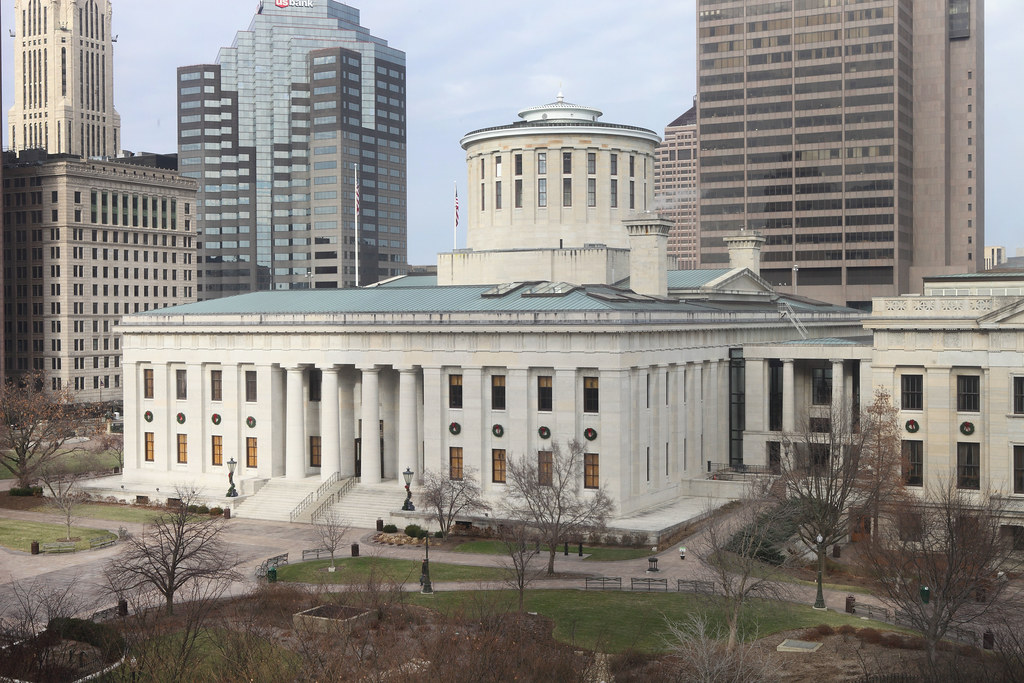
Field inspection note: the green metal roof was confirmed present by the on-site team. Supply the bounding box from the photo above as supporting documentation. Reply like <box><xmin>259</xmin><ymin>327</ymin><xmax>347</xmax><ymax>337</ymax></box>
<box><xmin>666</xmin><ymin>269</ymin><xmax>734</xmax><ymax>288</ymax></box>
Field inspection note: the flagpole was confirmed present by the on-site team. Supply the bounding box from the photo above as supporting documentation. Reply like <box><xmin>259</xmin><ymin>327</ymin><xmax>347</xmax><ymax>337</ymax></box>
<box><xmin>453</xmin><ymin>181</ymin><xmax>458</xmax><ymax>251</ymax></box>
<box><xmin>354</xmin><ymin>163</ymin><xmax>360</xmax><ymax>288</ymax></box>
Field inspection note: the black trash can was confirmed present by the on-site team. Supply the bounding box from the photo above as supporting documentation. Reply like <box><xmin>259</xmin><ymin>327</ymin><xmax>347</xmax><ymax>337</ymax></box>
<box><xmin>267</xmin><ymin>566</ymin><xmax>277</xmax><ymax>583</ymax></box>
<box><xmin>376</xmin><ymin>519</ymin><xmax>384</xmax><ymax>532</ymax></box>
<box><xmin>833</xmin><ymin>544</ymin><xmax>841</xmax><ymax>559</ymax></box>
<box><xmin>845</xmin><ymin>595</ymin><xmax>856</xmax><ymax>614</ymax></box>
<box><xmin>31</xmin><ymin>540</ymin><xmax>39</xmax><ymax>555</ymax></box>
<box><xmin>223</xmin><ymin>508</ymin><xmax>231</xmax><ymax>519</ymax></box>
<box><xmin>351</xmin><ymin>543</ymin><xmax>360</xmax><ymax>557</ymax></box>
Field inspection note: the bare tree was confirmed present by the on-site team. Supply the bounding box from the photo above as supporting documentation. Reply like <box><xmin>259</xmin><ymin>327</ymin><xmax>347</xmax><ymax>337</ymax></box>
<box><xmin>0</xmin><ymin>372</ymin><xmax>85</xmax><ymax>489</ymax></box>
<box><xmin>92</xmin><ymin>431</ymin><xmax>125</xmax><ymax>470</ymax></box>
<box><xmin>497</xmin><ymin>522</ymin><xmax>543</xmax><ymax>611</ymax></box>
<box><xmin>420</xmin><ymin>467</ymin><xmax>489</xmax><ymax>537</ymax></box>
<box><xmin>662</xmin><ymin>611</ymin><xmax>779</xmax><ymax>683</ymax></box>
<box><xmin>504</xmin><ymin>439</ymin><xmax>615</xmax><ymax>575</ymax></box>
<box><xmin>857</xmin><ymin>388</ymin><xmax>906</xmax><ymax>535</ymax></box>
<box><xmin>860</xmin><ymin>479</ymin><xmax>1018</xmax><ymax>668</ymax></box>
<box><xmin>39</xmin><ymin>463</ymin><xmax>92</xmax><ymax>541</ymax></box>
<box><xmin>104</xmin><ymin>486</ymin><xmax>238</xmax><ymax>615</ymax></box>
<box><xmin>312</xmin><ymin>509</ymin><xmax>351</xmax><ymax>571</ymax></box>
<box><xmin>695</xmin><ymin>478</ymin><xmax>791</xmax><ymax>651</ymax></box>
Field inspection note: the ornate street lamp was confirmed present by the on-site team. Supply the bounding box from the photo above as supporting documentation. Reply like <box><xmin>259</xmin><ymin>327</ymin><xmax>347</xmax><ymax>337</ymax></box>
<box><xmin>420</xmin><ymin>534</ymin><xmax>433</xmax><ymax>595</ymax></box>
<box><xmin>813</xmin><ymin>533</ymin><xmax>826</xmax><ymax>610</ymax></box>
<box><xmin>226</xmin><ymin>457</ymin><xmax>238</xmax><ymax>497</ymax></box>
<box><xmin>402</xmin><ymin>467</ymin><xmax>415</xmax><ymax>511</ymax></box>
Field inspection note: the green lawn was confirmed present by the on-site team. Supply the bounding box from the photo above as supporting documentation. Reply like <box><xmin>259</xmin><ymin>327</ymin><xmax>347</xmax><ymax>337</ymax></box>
<box><xmin>275</xmin><ymin>556</ymin><xmax>508</xmax><ymax>585</ymax></box>
<box><xmin>0</xmin><ymin>447</ymin><xmax>121</xmax><ymax>480</ymax></box>
<box><xmin>29</xmin><ymin>502</ymin><xmax>159</xmax><ymax>524</ymax></box>
<box><xmin>452</xmin><ymin>539</ymin><xmax>654</xmax><ymax>562</ymax></box>
<box><xmin>407</xmin><ymin>589</ymin><xmax>898</xmax><ymax>653</ymax></box>
<box><xmin>0</xmin><ymin>518</ymin><xmax>116</xmax><ymax>552</ymax></box>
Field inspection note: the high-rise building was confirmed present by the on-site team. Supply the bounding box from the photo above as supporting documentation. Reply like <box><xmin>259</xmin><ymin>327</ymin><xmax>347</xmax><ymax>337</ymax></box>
<box><xmin>8</xmin><ymin>0</ymin><xmax>122</xmax><ymax>158</ymax></box>
<box><xmin>696</xmin><ymin>0</ymin><xmax>983</xmax><ymax>308</ymax></box>
<box><xmin>654</xmin><ymin>104</ymin><xmax>698</xmax><ymax>269</ymax></box>
<box><xmin>178</xmin><ymin>0</ymin><xmax>407</xmax><ymax>299</ymax></box>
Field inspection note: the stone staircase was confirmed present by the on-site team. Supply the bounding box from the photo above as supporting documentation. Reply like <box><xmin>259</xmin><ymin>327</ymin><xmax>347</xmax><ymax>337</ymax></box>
<box><xmin>325</xmin><ymin>480</ymin><xmax>417</xmax><ymax>529</ymax></box>
<box><xmin>232</xmin><ymin>477</ymin><xmax>323</xmax><ymax>522</ymax></box>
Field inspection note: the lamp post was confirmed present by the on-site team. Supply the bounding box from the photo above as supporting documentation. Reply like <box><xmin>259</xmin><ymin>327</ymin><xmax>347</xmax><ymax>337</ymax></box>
<box><xmin>420</xmin><ymin>534</ymin><xmax>433</xmax><ymax>595</ymax></box>
<box><xmin>226</xmin><ymin>457</ymin><xmax>238</xmax><ymax>497</ymax></box>
<box><xmin>813</xmin><ymin>533</ymin><xmax>826</xmax><ymax>610</ymax></box>
<box><xmin>402</xmin><ymin>466</ymin><xmax>415</xmax><ymax>511</ymax></box>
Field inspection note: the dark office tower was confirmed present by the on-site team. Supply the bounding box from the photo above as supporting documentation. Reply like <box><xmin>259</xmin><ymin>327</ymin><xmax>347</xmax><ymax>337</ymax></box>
<box><xmin>696</xmin><ymin>0</ymin><xmax>982</xmax><ymax>309</ymax></box>
<box><xmin>178</xmin><ymin>1</ymin><xmax>407</xmax><ymax>298</ymax></box>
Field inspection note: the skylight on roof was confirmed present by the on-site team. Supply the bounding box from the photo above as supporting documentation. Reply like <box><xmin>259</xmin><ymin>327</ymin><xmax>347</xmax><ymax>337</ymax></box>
<box><xmin>482</xmin><ymin>282</ymin><xmax>527</xmax><ymax>298</ymax></box>
<box><xmin>522</xmin><ymin>282</ymin><xmax>578</xmax><ymax>297</ymax></box>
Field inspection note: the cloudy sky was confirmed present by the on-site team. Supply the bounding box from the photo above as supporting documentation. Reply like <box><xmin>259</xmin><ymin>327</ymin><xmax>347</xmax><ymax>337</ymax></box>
<box><xmin>3</xmin><ymin>0</ymin><xmax>1021</xmax><ymax>264</ymax></box>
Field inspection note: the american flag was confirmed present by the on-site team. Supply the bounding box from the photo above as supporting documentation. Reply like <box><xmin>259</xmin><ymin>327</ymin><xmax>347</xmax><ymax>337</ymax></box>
<box><xmin>454</xmin><ymin>188</ymin><xmax>459</xmax><ymax>228</ymax></box>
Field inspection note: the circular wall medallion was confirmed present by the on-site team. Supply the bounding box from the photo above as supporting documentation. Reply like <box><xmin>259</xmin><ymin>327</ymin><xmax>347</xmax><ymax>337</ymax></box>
<box><xmin>144</xmin><ymin>410</ymin><xmax>154</xmax><ymax>423</ymax></box>
<box><xmin>905</xmin><ymin>419</ymin><xmax>919</xmax><ymax>433</ymax></box>
<box><xmin>246</xmin><ymin>416</ymin><xmax>257</xmax><ymax>429</ymax></box>
<box><xmin>492</xmin><ymin>424</ymin><xmax>504</xmax><ymax>438</ymax></box>
<box><xmin>449</xmin><ymin>422</ymin><xmax>461</xmax><ymax>435</ymax></box>
<box><xmin>176</xmin><ymin>412</ymin><xmax>186</xmax><ymax>425</ymax></box>
<box><xmin>538</xmin><ymin>426</ymin><xmax>551</xmax><ymax>439</ymax></box>
<box><xmin>584</xmin><ymin>427</ymin><xmax>598</xmax><ymax>441</ymax></box>
<box><xmin>960</xmin><ymin>421</ymin><xmax>975</xmax><ymax>436</ymax></box>
<box><xmin>211</xmin><ymin>413</ymin><xmax>221</xmax><ymax>425</ymax></box>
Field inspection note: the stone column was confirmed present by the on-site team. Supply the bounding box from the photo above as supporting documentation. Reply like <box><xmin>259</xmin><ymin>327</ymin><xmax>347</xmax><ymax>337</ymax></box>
<box><xmin>831</xmin><ymin>359</ymin><xmax>845</xmax><ymax>425</ymax></box>
<box><xmin>782</xmin><ymin>359</ymin><xmax>796</xmax><ymax>433</ymax></box>
<box><xmin>320</xmin><ymin>366</ymin><xmax>341</xmax><ymax>479</ymax></box>
<box><xmin>339</xmin><ymin>369</ymin><xmax>356</xmax><ymax>477</ymax></box>
<box><xmin>398</xmin><ymin>368</ymin><xmax>419</xmax><ymax>479</ymax></box>
<box><xmin>285</xmin><ymin>366</ymin><xmax>306</xmax><ymax>479</ymax></box>
<box><xmin>360</xmin><ymin>367</ymin><xmax>382</xmax><ymax>484</ymax></box>
<box><xmin>380</xmin><ymin>370</ymin><xmax>399</xmax><ymax>480</ymax></box>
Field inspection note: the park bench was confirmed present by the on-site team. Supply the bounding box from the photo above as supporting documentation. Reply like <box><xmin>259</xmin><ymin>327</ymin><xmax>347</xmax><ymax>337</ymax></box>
<box><xmin>89</xmin><ymin>536</ymin><xmax>117</xmax><ymax>550</ymax></box>
<box><xmin>584</xmin><ymin>577</ymin><xmax>622</xmax><ymax>591</ymax></box>
<box><xmin>630</xmin><ymin>577</ymin><xmax>668</xmax><ymax>592</ymax></box>
<box><xmin>41</xmin><ymin>541</ymin><xmax>77</xmax><ymax>554</ymax></box>
<box><xmin>857</xmin><ymin>602</ymin><xmax>890</xmax><ymax>623</ymax></box>
<box><xmin>302</xmin><ymin>548</ymin><xmax>331</xmax><ymax>561</ymax></box>
<box><xmin>254</xmin><ymin>552</ymin><xmax>289</xmax><ymax>578</ymax></box>
<box><xmin>677</xmin><ymin>579</ymin><xmax>716</xmax><ymax>595</ymax></box>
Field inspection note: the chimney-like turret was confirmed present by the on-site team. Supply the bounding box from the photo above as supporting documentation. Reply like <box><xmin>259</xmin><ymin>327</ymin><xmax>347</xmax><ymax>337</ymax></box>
<box><xmin>723</xmin><ymin>232</ymin><xmax>766</xmax><ymax>276</ymax></box>
<box><xmin>624</xmin><ymin>215</ymin><xmax>673</xmax><ymax>297</ymax></box>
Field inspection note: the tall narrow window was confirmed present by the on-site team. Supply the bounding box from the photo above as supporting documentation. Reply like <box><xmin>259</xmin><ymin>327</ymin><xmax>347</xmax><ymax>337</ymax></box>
<box><xmin>538</xmin><ymin>376</ymin><xmax>553</xmax><ymax>412</ymax></box>
<box><xmin>956</xmin><ymin>442</ymin><xmax>979</xmax><ymax>489</ymax></box>
<box><xmin>587</xmin><ymin>178</ymin><xmax>596</xmax><ymax>207</ymax></box>
<box><xmin>210</xmin><ymin>369</ymin><xmax>223</xmax><ymax>402</ymax></box>
<box><xmin>211</xmin><ymin>435</ymin><xmax>223</xmax><ymax>466</ymax></box>
<box><xmin>491</xmin><ymin>375</ymin><xmax>506</xmax><ymax>411</ymax></box>
<box><xmin>449</xmin><ymin>374</ymin><xmax>463</xmax><ymax>409</ymax></box>
<box><xmin>176</xmin><ymin>434</ymin><xmax>188</xmax><ymax>464</ymax></box>
<box><xmin>246</xmin><ymin>437</ymin><xmax>258</xmax><ymax>468</ymax></box>
<box><xmin>1015</xmin><ymin>445</ymin><xmax>1024</xmax><ymax>494</ymax></box>
<box><xmin>587</xmin><ymin>152</ymin><xmax>596</xmax><ymax>175</ymax></box>
<box><xmin>902</xmin><ymin>440</ymin><xmax>923</xmax><ymax>487</ymax></box>
<box><xmin>538</xmin><ymin>450</ymin><xmax>553</xmax><ymax>486</ymax></box>
<box><xmin>901</xmin><ymin>374</ymin><xmax>922</xmax><ymax>411</ymax></box>
<box><xmin>449</xmin><ymin>447</ymin><xmax>464</xmax><ymax>480</ymax></box>
<box><xmin>562</xmin><ymin>177</ymin><xmax>572</xmax><ymax>207</ymax></box>
<box><xmin>537</xmin><ymin>151</ymin><xmax>547</xmax><ymax>175</ymax></box>
<box><xmin>514</xmin><ymin>179</ymin><xmax>523</xmax><ymax>208</ymax></box>
<box><xmin>514</xmin><ymin>153</ymin><xmax>522</xmax><ymax>176</ymax></box>
<box><xmin>144</xmin><ymin>432</ymin><xmax>154</xmax><ymax>462</ymax></box>
<box><xmin>957</xmin><ymin>375</ymin><xmax>980</xmax><ymax>412</ymax></box>
<box><xmin>309</xmin><ymin>369</ymin><xmax>322</xmax><ymax>402</ymax></box>
<box><xmin>610</xmin><ymin>178</ymin><xmax>618</xmax><ymax>208</ymax></box>
<box><xmin>584</xmin><ymin>452</ymin><xmax>599</xmax><ymax>489</ymax></box>
<box><xmin>538</xmin><ymin>178</ymin><xmax>547</xmax><ymax>207</ymax></box>
<box><xmin>610</xmin><ymin>153</ymin><xmax>618</xmax><ymax>176</ymax></box>
<box><xmin>562</xmin><ymin>151</ymin><xmax>572</xmax><ymax>174</ymax></box>
<box><xmin>143</xmin><ymin>368</ymin><xmax>154</xmax><ymax>399</ymax></box>
<box><xmin>310</xmin><ymin>436</ymin><xmax>322</xmax><ymax>467</ymax></box>
<box><xmin>1014</xmin><ymin>377</ymin><xmax>1024</xmax><ymax>415</ymax></box>
<box><xmin>175</xmin><ymin>369</ymin><xmax>187</xmax><ymax>400</ymax></box>
<box><xmin>245</xmin><ymin>370</ymin><xmax>257</xmax><ymax>402</ymax></box>
<box><xmin>495</xmin><ymin>180</ymin><xmax>502</xmax><ymax>209</ymax></box>
<box><xmin>492</xmin><ymin>449</ymin><xmax>506</xmax><ymax>483</ymax></box>
<box><xmin>583</xmin><ymin>377</ymin><xmax>599</xmax><ymax>413</ymax></box>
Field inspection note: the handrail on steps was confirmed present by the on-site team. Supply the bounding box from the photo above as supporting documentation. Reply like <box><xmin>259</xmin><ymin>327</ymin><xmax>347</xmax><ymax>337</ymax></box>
<box><xmin>289</xmin><ymin>471</ymin><xmax>342</xmax><ymax>522</ymax></box>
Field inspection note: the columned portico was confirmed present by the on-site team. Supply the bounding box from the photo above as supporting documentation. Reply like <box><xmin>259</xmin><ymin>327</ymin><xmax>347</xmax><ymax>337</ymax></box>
<box><xmin>285</xmin><ymin>366</ymin><xmax>306</xmax><ymax>479</ymax></box>
<box><xmin>360</xmin><ymin>366</ymin><xmax>382</xmax><ymax>484</ymax></box>
<box><xmin>320</xmin><ymin>366</ymin><xmax>341</xmax><ymax>479</ymax></box>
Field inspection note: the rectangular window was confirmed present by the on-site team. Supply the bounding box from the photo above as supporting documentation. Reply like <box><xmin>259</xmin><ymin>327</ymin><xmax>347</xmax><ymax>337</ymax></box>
<box><xmin>1015</xmin><ymin>446</ymin><xmax>1024</xmax><ymax>495</ymax></box>
<box><xmin>562</xmin><ymin>151</ymin><xmax>572</xmax><ymax>174</ymax></box>
<box><xmin>957</xmin><ymin>442</ymin><xmax>980</xmax><ymax>490</ymax></box>
<box><xmin>811</xmin><ymin>366</ymin><xmax>832</xmax><ymax>405</ymax></box>
<box><xmin>562</xmin><ymin>177</ymin><xmax>572</xmax><ymax>207</ymax></box>
<box><xmin>537</xmin><ymin>152</ymin><xmax>547</xmax><ymax>175</ymax></box>
<box><xmin>449</xmin><ymin>374</ymin><xmax>463</xmax><ymax>409</ymax></box>
<box><xmin>538</xmin><ymin>450</ymin><xmax>553</xmax><ymax>486</ymax></box>
<box><xmin>587</xmin><ymin>152</ymin><xmax>596</xmax><ymax>175</ymax></box>
<box><xmin>538</xmin><ymin>178</ymin><xmax>547</xmax><ymax>207</ymax></box>
<box><xmin>610</xmin><ymin>154</ymin><xmax>618</xmax><ymax>175</ymax></box>
<box><xmin>211</xmin><ymin>369</ymin><xmax>223</xmax><ymax>402</ymax></box>
<box><xmin>610</xmin><ymin>178</ymin><xmax>617</xmax><ymax>208</ymax></box>
<box><xmin>629</xmin><ymin>180</ymin><xmax>635</xmax><ymax>209</ymax></box>
<box><xmin>309</xmin><ymin>369</ymin><xmax>322</xmax><ymax>402</ymax></box>
<box><xmin>584</xmin><ymin>452</ymin><xmax>599</xmax><ymax>489</ymax></box>
<box><xmin>901</xmin><ymin>374</ymin><xmax>922</xmax><ymax>411</ymax></box>
<box><xmin>902</xmin><ymin>439</ymin><xmax>923</xmax><ymax>487</ymax></box>
<box><xmin>492</xmin><ymin>375</ymin><xmax>506</xmax><ymax>411</ymax></box>
<box><xmin>176</xmin><ymin>369</ymin><xmax>187</xmax><ymax>400</ymax></box>
<box><xmin>144</xmin><ymin>432</ymin><xmax>154</xmax><ymax>462</ymax></box>
<box><xmin>583</xmin><ymin>377</ymin><xmax>600</xmax><ymax>413</ymax></box>
<box><xmin>143</xmin><ymin>368</ymin><xmax>154</xmax><ymax>399</ymax></box>
<box><xmin>211</xmin><ymin>435</ymin><xmax>223</xmax><ymax>466</ymax></box>
<box><xmin>176</xmin><ymin>434</ymin><xmax>188</xmax><ymax>464</ymax></box>
<box><xmin>310</xmin><ymin>436</ymin><xmax>322</xmax><ymax>468</ymax></box>
<box><xmin>957</xmin><ymin>375</ymin><xmax>980</xmax><ymax>412</ymax></box>
<box><xmin>450</xmin><ymin>446</ymin><xmax>464</xmax><ymax>480</ymax></box>
<box><xmin>1014</xmin><ymin>377</ymin><xmax>1024</xmax><ymax>415</ymax></box>
<box><xmin>538</xmin><ymin>375</ymin><xmax>553</xmax><ymax>412</ymax></box>
<box><xmin>492</xmin><ymin>449</ymin><xmax>506</xmax><ymax>483</ymax></box>
<box><xmin>587</xmin><ymin>178</ymin><xmax>596</xmax><ymax>207</ymax></box>
<box><xmin>514</xmin><ymin>153</ymin><xmax>523</xmax><ymax>176</ymax></box>
<box><xmin>246</xmin><ymin>437</ymin><xmax>258</xmax><ymax>468</ymax></box>
<box><xmin>514</xmin><ymin>179</ymin><xmax>523</xmax><ymax>208</ymax></box>
<box><xmin>495</xmin><ymin>180</ymin><xmax>502</xmax><ymax>210</ymax></box>
<box><xmin>246</xmin><ymin>370</ymin><xmax>257</xmax><ymax>402</ymax></box>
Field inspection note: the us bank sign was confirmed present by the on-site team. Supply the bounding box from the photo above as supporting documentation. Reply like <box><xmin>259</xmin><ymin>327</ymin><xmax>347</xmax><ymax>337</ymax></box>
<box><xmin>276</xmin><ymin>0</ymin><xmax>314</xmax><ymax>7</ymax></box>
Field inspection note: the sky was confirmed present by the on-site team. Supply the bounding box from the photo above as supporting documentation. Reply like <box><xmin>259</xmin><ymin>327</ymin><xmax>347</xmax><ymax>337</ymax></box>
<box><xmin>2</xmin><ymin>0</ymin><xmax>1021</xmax><ymax>265</ymax></box>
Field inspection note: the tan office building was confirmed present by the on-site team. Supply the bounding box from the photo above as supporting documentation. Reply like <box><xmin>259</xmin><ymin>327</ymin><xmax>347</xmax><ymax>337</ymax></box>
<box><xmin>2</xmin><ymin>152</ymin><xmax>197</xmax><ymax>403</ymax></box>
<box><xmin>655</xmin><ymin>105</ymin><xmax>698</xmax><ymax>269</ymax></box>
<box><xmin>8</xmin><ymin>0</ymin><xmax>121</xmax><ymax>158</ymax></box>
<box><xmin>696</xmin><ymin>0</ymin><xmax>983</xmax><ymax>309</ymax></box>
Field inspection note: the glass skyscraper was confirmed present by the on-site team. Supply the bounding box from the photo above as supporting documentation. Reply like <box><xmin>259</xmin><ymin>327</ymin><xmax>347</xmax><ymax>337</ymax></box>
<box><xmin>177</xmin><ymin>0</ymin><xmax>407</xmax><ymax>298</ymax></box>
